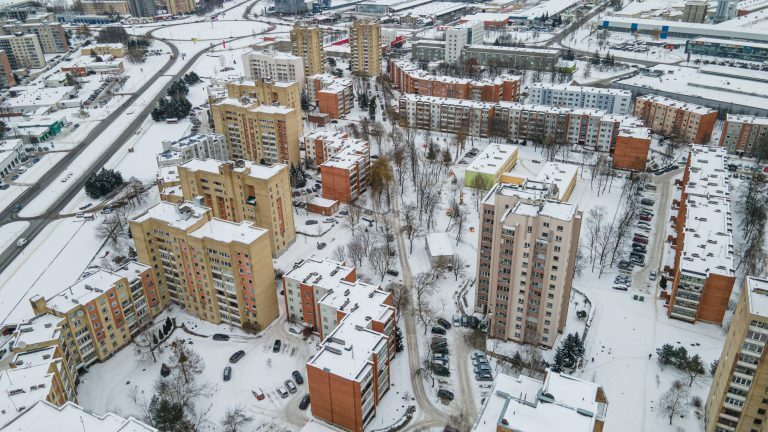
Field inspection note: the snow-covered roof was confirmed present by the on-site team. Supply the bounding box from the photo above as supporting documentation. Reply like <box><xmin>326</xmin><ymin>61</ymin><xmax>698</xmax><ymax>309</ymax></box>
<box><xmin>425</xmin><ymin>232</ymin><xmax>453</xmax><ymax>257</ymax></box>
<box><xmin>1</xmin><ymin>400</ymin><xmax>157</xmax><ymax>432</ymax></box>
<box><xmin>188</xmin><ymin>219</ymin><xmax>268</xmax><ymax>245</ymax></box>
<box><xmin>533</xmin><ymin>162</ymin><xmax>578</xmax><ymax>201</ymax></box>
<box><xmin>180</xmin><ymin>158</ymin><xmax>286</xmax><ymax>181</ymax></box>
<box><xmin>157</xmin><ymin>166</ymin><xmax>180</xmax><ymax>184</ymax></box>
<box><xmin>252</xmin><ymin>105</ymin><xmax>295</xmax><ymax>115</ymax></box>
<box><xmin>1</xmin><ymin>86</ymin><xmax>75</xmax><ymax>108</ymax></box>
<box><xmin>483</xmin><ymin>180</ymin><xmax>556</xmax><ymax>205</ymax></box>
<box><xmin>12</xmin><ymin>314</ymin><xmax>61</xmax><ymax>349</ymax></box>
<box><xmin>465</xmin><ymin>44</ymin><xmax>560</xmax><ymax>54</ymax></box>
<box><xmin>284</xmin><ymin>258</ymin><xmax>355</xmax><ymax>290</ymax></box>
<box><xmin>636</xmin><ymin>94</ymin><xmax>716</xmax><ymax>116</ymax></box>
<box><xmin>401</xmin><ymin>1</ymin><xmax>466</xmax><ymax>17</ymax></box>
<box><xmin>0</xmin><ymin>363</ymin><xmax>58</xmax><ymax>427</ymax></box>
<box><xmin>466</xmin><ymin>144</ymin><xmax>518</xmax><ymax>176</ymax></box>
<box><xmin>44</xmin><ymin>269</ymin><xmax>124</xmax><ymax>314</ymax></box>
<box><xmin>132</xmin><ymin>201</ymin><xmax>210</xmax><ymax>230</ymax></box>
<box><xmin>300</xmin><ymin>419</ymin><xmax>345</xmax><ymax>432</ymax></box>
<box><xmin>726</xmin><ymin>113</ymin><xmax>768</xmax><ymax>125</ymax></box>
<box><xmin>461</xmin><ymin>12</ymin><xmax>510</xmax><ymax>22</ymax></box>
<box><xmin>0</xmin><ymin>139</ymin><xmax>23</xmax><ymax>153</ymax></box>
<box><xmin>747</xmin><ymin>277</ymin><xmax>768</xmax><ymax>317</ymax></box>
<box><xmin>391</xmin><ymin>58</ymin><xmax>521</xmax><ymax>86</ymax></box>
<box><xmin>320</xmin><ymin>140</ymin><xmax>369</xmax><ymax>170</ymax></box>
<box><xmin>400</xmin><ymin>93</ymin><xmax>497</xmax><ymax>109</ymax></box>
<box><xmin>530</xmin><ymin>83</ymin><xmax>631</xmax><ymax>97</ymax></box>
<box><xmin>507</xmin><ymin>199</ymin><xmax>578</xmax><ymax>222</ymax></box>
<box><xmin>308</xmin><ymin>196</ymin><xmax>338</xmax><ymax>208</ymax></box>
<box><xmin>472</xmin><ymin>372</ymin><xmax>606</xmax><ymax>432</ymax></box>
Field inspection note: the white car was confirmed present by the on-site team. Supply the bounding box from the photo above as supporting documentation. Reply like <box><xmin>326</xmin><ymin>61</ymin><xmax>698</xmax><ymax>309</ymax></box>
<box><xmin>277</xmin><ymin>386</ymin><xmax>289</xmax><ymax>398</ymax></box>
<box><xmin>16</xmin><ymin>238</ymin><xmax>27</xmax><ymax>247</ymax></box>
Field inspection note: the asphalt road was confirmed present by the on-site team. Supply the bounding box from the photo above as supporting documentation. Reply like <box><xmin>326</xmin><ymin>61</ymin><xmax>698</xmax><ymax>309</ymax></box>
<box><xmin>0</xmin><ymin>3</ymin><xmax>273</xmax><ymax>273</ymax></box>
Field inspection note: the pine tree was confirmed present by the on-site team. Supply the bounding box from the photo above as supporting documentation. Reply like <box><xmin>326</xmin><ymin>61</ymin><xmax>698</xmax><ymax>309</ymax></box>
<box><xmin>165</xmin><ymin>316</ymin><xmax>173</xmax><ymax>330</ymax></box>
<box><xmin>552</xmin><ymin>347</ymin><xmax>566</xmax><ymax>373</ymax></box>
<box><xmin>573</xmin><ymin>332</ymin><xmax>585</xmax><ymax>358</ymax></box>
<box><xmin>395</xmin><ymin>326</ymin><xmax>404</xmax><ymax>352</ymax></box>
<box><xmin>301</xmin><ymin>90</ymin><xmax>310</xmax><ymax>111</ymax></box>
<box><xmin>656</xmin><ymin>343</ymin><xmax>676</xmax><ymax>368</ymax></box>
<box><xmin>152</xmin><ymin>335</ymin><xmax>158</xmax><ymax>345</ymax></box>
<box><xmin>369</xmin><ymin>96</ymin><xmax>377</xmax><ymax>120</ymax></box>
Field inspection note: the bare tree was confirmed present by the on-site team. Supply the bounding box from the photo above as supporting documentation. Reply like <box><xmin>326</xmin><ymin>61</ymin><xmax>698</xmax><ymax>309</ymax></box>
<box><xmin>387</xmin><ymin>282</ymin><xmax>410</xmax><ymax>315</ymax></box>
<box><xmin>369</xmin><ymin>121</ymin><xmax>385</xmax><ymax>154</ymax></box>
<box><xmin>413</xmin><ymin>272</ymin><xmax>437</xmax><ymax>334</ymax></box>
<box><xmin>450</xmin><ymin>254</ymin><xmax>467</xmax><ymax>281</ymax></box>
<box><xmin>134</xmin><ymin>322</ymin><xmax>160</xmax><ymax>363</ymax></box>
<box><xmin>220</xmin><ymin>406</ymin><xmax>253</xmax><ymax>432</ymax></box>
<box><xmin>402</xmin><ymin>204</ymin><xmax>422</xmax><ymax>254</ymax></box>
<box><xmin>127</xmin><ymin>176</ymin><xmax>148</xmax><ymax>205</ymax></box>
<box><xmin>659</xmin><ymin>380</ymin><xmax>690</xmax><ymax>426</ymax></box>
<box><xmin>96</xmin><ymin>214</ymin><xmax>127</xmax><ymax>247</ymax></box>
<box><xmin>449</xmin><ymin>200</ymin><xmax>468</xmax><ymax>245</ymax></box>
<box><xmin>333</xmin><ymin>245</ymin><xmax>346</xmax><ymax>263</ymax></box>
<box><xmin>344</xmin><ymin>205</ymin><xmax>363</xmax><ymax>235</ymax></box>
<box><xmin>369</xmin><ymin>245</ymin><xmax>392</xmax><ymax>281</ymax></box>
<box><xmin>169</xmin><ymin>339</ymin><xmax>204</xmax><ymax>384</ymax></box>
<box><xmin>346</xmin><ymin>237</ymin><xmax>366</xmax><ymax>267</ymax></box>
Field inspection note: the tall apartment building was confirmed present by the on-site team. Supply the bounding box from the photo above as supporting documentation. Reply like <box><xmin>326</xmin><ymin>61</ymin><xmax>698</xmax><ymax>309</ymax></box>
<box><xmin>306</xmin><ymin>278</ymin><xmax>396</xmax><ymax>432</ymax></box>
<box><xmin>445</xmin><ymin>21</ymin><xmax>483</xmax><ymax>63</ymax></box>
<box><xmin>176</xmin><ymin>158</ymin><xmax>296</xmax><ymax>255</ymax></box>
<box><xmin>241</xmin><ymin>50</ymin><xmax>305</xmax><ymax>86</ymax></box>
<box><xmin>291</xmin><ymin>24</ymin><xmax>324</xmax><ymax>77</ymax></box>
<box><xmin>667</xmin><ymin>145</ymin><xmax>735</xmax><ymax>324</ymax></box>
<box><xmin>81</xmin><ymin>0</ymin><xmax>131</xmax><ymax>15</ymax></box>
<box><xmin>210</xmin><ymin>95</ymin><xmax>301</xmax><ymax>166</ymax></box>
<box><xmin>719</xmin><ymin>114</ymin><xmax>768</xmax><ymax>154</ymax></box>
<box><xmin>0</xmin><ymin>34</ymin><xmax>44</xmax><ymax>69</ymax></box>
<box><xmin>318</xmin><ymin>137</ymin><xmax>370</xmax><ymax>203</ymax></box>
<box><xmin>307</xmin><ymin>73</ymin><xmax>354</xmax><ymax>119</ymax></box>
<box><xmin>527</xmin><ymin>83</ymin><xmax>632</xmax><ymax>115</ymax></box>
<box><xmin>130</xmin><ymin>201</ymin><xmax>279</xmax><ymax>329</ymax></box>
<box><xmin>683</xmin><ymin>0</ymin><xmax>708</xmax><ymax>23</ymax></box>
<box><xmin>388</xmin><ymin>59</ymin><xmax>520</xmax><ymax>102</ymax></box>
<box><xmin>0</xmin><ymin>50</ymin><xmax>15</xmax><ymax>87</ymax></box>
<box><xmin>706</xmin><ymin>277</ymin><xmax>768</xmax><ymax>432</ymax></box>
<box><xmin>715</xmin><ymin>0</ymin><xmax>738</xmax><ymax>22</ymax></box>
<box><xmin>0</xmin><ymin>20</ymin><xmax>68</xmax><ymax>53</ymax></box>
<box><xmin>472</xmin><ymin>371</ymin><xmax>608</xmax><ymax>431</ymax></box>
<box><xmin>633</xmin><ymin>94</ymin><xmax>718</xmax><ymax>144</ymax></box>
<box><xmin>475</xmin><ymin>181</ymin><xmax>582</xmax><ymax>347</ymax></box>
<box><xmin>165</xmin><ymin>0</ymin><xmax>195</xmax><ymax>14</ymax></box>
<box><xmin>24</xmin><ymin>263</ymin><xmax>165</xmax><ymax>368</ymax></box>
<box><xmin>156</xmin><ymin>133</ymin><xmax>228</xmax><ymax>167</ymax></box>
<box><xmin>216</xmin><ymin>79</ymin><xmax>302</xmax><ymax>111</ymax></box>
<box><xmin>128</xmin><ymin>0</ymin><xmax>155</xmax><ymax>17</ymax></box>
<box><xmin>349</xmin><ymin>20</ymin><xmax>381</xmax><ymax>77</ymax></box>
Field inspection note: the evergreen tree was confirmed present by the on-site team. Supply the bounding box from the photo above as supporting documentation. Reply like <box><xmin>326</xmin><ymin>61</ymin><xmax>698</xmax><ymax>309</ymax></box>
<box><xmin>358</xmin><ymin>92</ymin><xmax>368</xmax><ymax>109</ymax></box>
<box><xmin>552</xmin><ymin>347</ymin><xmax>566</xmax><ymax>373</ymax></box>
<box><xmin>158</xmin><ymin>328</ymin><xmax>164</xmax><ymax>340</ymax></box>
<box><xmin>659</xmin><ymin>275</ymin><xmax>668</xmax><ymax>289</ymax></box>
<box><xmin>149</xmin><ymin>396</ymin><xmax>194</xmax><ymax>432</ymax></box>
<box><xmin>165</xmin><ymin>316</ymin><xmax>173</xmax><ymax>330</ymax></box>
<box><xmin>368</xmin><ymin>96</ymin><xmax>377</xmax><ymax>120</ymax></box>
<box><xmin>301</xmin><ymin>89</ymin><xmax>310</xmax><ymax>111</ymax></box>
<box><xmin>152</xmin><ymin>334</ymin><xmax>158</xmax><ymax>345</ymax></box>
<box><xmin>656</xmin><ymin>343</ymin><xmax>676</xmax><ymax>368</ymax></box>
<box><xmin>395</xmin><ymin>326</ymin><xmax>404</xmax><ymax>352</ymax></box>
<box><xmin>591</xmin><ymin>51</ymin><xmax>601</xmax><ymax>65</ymax></box>
<box><xmin>710</xmin><ymin>359</ymin><xmax>718</xmax><ymax>376</ymax></box>
<box><xmin>673</xmin><ymin>346</ymin><xmax>689</xmax><ymax>369</ymax></box>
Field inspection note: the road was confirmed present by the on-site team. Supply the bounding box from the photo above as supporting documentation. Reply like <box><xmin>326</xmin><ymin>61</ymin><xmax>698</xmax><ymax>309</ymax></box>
<box><xmin>0</xmin><ymin>1</ymin><xmax>274</xmax><ymax>273</ymax></box>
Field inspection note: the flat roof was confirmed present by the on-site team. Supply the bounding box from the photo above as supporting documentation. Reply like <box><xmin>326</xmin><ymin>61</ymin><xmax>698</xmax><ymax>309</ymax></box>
<box><xmin>13</xmin><ymin>314</ymin><xmax>61</xmax><ymax>348</ymax></box>
<box><xmin>747</xmin><ymin>277</ymin><xmax>768</xmax><ymax>317</ymax></box>
<box><xmin>466</xmin><ymin>143</ymin><xmax>518</xmax><ymax>175</ymax></box>
<box><xmin>189</xmin><ymin>219</ymin><xmax>268</xmax><ymax>245</ymax></box>
<box><xmin>391</xmin><ymin>58</ymin><xmax>520</xmax><ymax>86</ymax></box>
<box><xmin>284</xmin><ymin>258</ymin><xmax>355</xmax><ymax>291</ymax></box>
<box><xmin>132</xmin><ymin>201</ymin><xmax>210</xmax><ymax>231</ymax></box>
<box><xmin>2</xmin><ymin>400</ymin><xmax>157</xmax><ymax>432</ymax></box>
<box><xmin>534</xmin><ymin>162</ymin><xmax>579</xmax><ymax>200</ymax></box>
<box><xmin>636</xmin><ymin>94</ymin><xmax>716</xmax><ymax>115</ymax></box>
<box><xmin>506</xmin><ymin>199</ymin><xmax>578</xmax><ymax>222</ymax></box>
<box><xmin>530</xmin><ymin>82</ymin><xmax>631</xmax><ymax>96</ymax></box>
<box><xmin>44</xmin><ymin>269</ymin><xmax>124</xmax><ymax>313</ymax></box>
<box><xmin>180</xmin><ymin>158</ymin><xmax>286</xmax><ymax>181</ymax></box>
<box><xmin>426</xmin><ymin>232</ymin><xmax>453</xmax><ymax>257</ymax></box>
<box><xmin>0</xmin><ymin>363</ymin><xmax>56</xmax><ymax>427</ymax></box>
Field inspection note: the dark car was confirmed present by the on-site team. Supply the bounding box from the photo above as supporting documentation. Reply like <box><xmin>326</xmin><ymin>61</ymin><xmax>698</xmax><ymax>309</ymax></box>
<box><xmin>305</xmin><ymin>220</ymin><xmax>318</xmax><ymax>225</ymax></box>
<box><xmin>212</xmin><ymin>333</ymin><xmax>230</xmax><ymax>341</ymax></box>
<box><xmin>437</xmin><ymin>389</ymin><xmax>454</xmax><ymax>401</ymax></box>
<box><xmin>223</xmin><ymin>366</ymin><xmax>232</xmax><ymax>381</ymax></box>
<box><xmin>433</xmin><ymin>346</ymin><xmax>449</xmax><ymax>355</ymax></box>
<box><xmin>386</xmin><ymin>269</ymin><xmax>399</xmax><ymax>276</ymax></box>
<box><xmin>273</xmin><ymin>339</ymin><xmax>282</xmax><ymax>353</ymax></box>
<box><xmin>317</xmin><ymin>242</ymin><xmax>327</xmax><ymax>250</ymax></box>
<box><xmin>431</xmin><ymin>326</ymin><xmax>446</xmax><ymax>335</ymax></box>
<box><xmin>292</xmin><ymin>371</ymin><xmax>304</xmax><ymax>385</ymax></box>
<box><xmin>437</xmin><ymin>318</ymin><xmax>451</xmax><ymax>329</ymax></box>
<box><xmin>299</xmin><ymin>394</ymin><xmax>311</xmax><ymax>410</ymax></box>
<box><xmin>460</xmin><ymin>315</ymin><xmax>469</xmax><ymax>327</ymax></box>
<box><xmin>229</xmin><ymin>350</ymin><xmax>245</xmax><ymax>363</ymax></box>
<box><xmin>475</xmin><ymin>373</ymin><xmax>493</xmax><ymax>382</ymax></box>
<box><xmin>433</xmin><ymin>365</ymin><xmax>450</xmax><ymax>377</ymax></box>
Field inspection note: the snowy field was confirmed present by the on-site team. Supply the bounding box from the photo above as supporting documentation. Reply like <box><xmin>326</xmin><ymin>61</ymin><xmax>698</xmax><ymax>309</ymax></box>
<box><xmin>152</xmin><ymin>20</ymin><xmax>270</xmax><ymax>41</ymax></box>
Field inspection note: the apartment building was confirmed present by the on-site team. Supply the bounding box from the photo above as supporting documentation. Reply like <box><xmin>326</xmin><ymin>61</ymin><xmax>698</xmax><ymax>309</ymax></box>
<box><xmin>319</xmin><ymin>137</ymin><xmax>370</xmax><ymax>203</ymax></box>
<box><xmin>388</xmin><ymin>59</ymin><xmax>520</xmax><ymax>102</ymax></box>
<box><xmin>307</xmin><ymin>279</ymin><xmax>396</xmax><ymax>432</ymax></box>
<box><xmin>472</xmin><ymin>371</ymin><xmax>608</xmax><ymax>431</ymax></box>
<box><xmin>349</xmin><ymin>20</ymin><xmax>381</xmax><ymax>77</ymax></box>
<box><xmin>156</xmin><ymin>133</ymin><xmax>228</xmax><ymax>167</ymax></box>
<box><xmin>399</xmin><ymin>95</ymin><xmax>650</xmax><ymax>154</ymax></box>
<box><xmin>210</xmin><ymin>96</ymin><xmax>301</xmax><ymax>166</ymax></box>
<box><xmin>216</xmin><ymin>79</ymin><xmax>302</xmax><ymax>111</ymax></box>
<box><xmin>2</xmin><ymin>400</ymin><xmax>157</xmax><ymax>431</ymax></box>
<box><xmin>0</xmin><ymin>34</ymin><xmax>44</xmax><ymax>69</ymax></box>
<box><xmin>25</xmin><ymin>263</ymin><xmax>165</xmax><ymax>368</ymax></box>
<box><xmin>307</xmin><ymin>74</ymin><xmax>354</xmax><ymax>119</ymax></box>
<box><xmin>291</xmin><ymin>24</ymin><xmax>324</xmax><ymax>76</ymax></box>
<box><xmin>445</xmin><ymin>21</ymin><xmax>483</xmax><ymax>63</ymax></box>
<box><xmin>166</xmin><ymin>0</ymin><xmax>195</xmax><ymax>14</ymax></box>
<box><xmin>281</xmin><ymin>258</ymin><xmax>357</xmax><ymax>332</ymax></box>
<box><xmin>0</xmin><ymin>20</ymin><xmax>68</xmax><ymax>54</ymax></box>
<box><xmin>0</xmin><ymin>50</ymin><xmax>14</xmax><ymax>87</ymax></box>
<box><xmin>527</xmin><ymin>83</ymin><xmax>632</xmax><ymax>115</ymax></box>
<box><xmin>176</xmin><ymin>158</ymin><xmax>295</xmax><ymax>255</ymax></box>
<box><xmin>667</xmin><ymin>145</ymin><xmax>735</xmax><ymax>324</ymax></box>
<box><xmin>81</xmin><ymin>0</ymin><xmax>131</xmax><ymax>15</ymax></box>
<box><xmin>706</xmin><ymin>277</ymin><xmax>768</xmax><ymax>432</ymax></box>
<box><xmin>719</xmin><ymin>114</ymin><xmax>768</xmax><ymax>154</ymax></box>
<box><xmin>128</xmin><ymin>0</ymin><xmax>155</xmax><ymax>18</ymax></box>
<box><xmin>242</xmin><ymin>50</ymin><xmax>305</xmax><ymax>85</ymax></box>
<box><xmin>475</xmin><ymin>181</ymin><xmax>582</xmax><ymax>347</ymax></box>
<box><xmin>613</xmin><ymin>126</ymin><xmax>653</xmax><ymax>171</ymax></box>
<box><xmin>130</xmin><ymin>201</ymin><xmax>279</xmax><ymax>329</ymax></box>
<box><xmin>633</xmin><ymin>95</ymin><xmax>718</xmax><ymax>144</ymax></box>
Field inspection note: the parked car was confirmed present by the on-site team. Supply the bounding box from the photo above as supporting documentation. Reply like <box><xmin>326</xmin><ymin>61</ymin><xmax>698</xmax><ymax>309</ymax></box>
<box><xmin>474</xmin><ymin>364</ymin><xmax>491</xmax><ymax>374</ymax></box>
<box><xmin>649</xmin><ymin>271</ymin><xmax>657</xmax><ymax>281</ymax></box>
<box><xmin>252</xmin><ymin>389</ymin><xmax>265</xmax><ymax>400</ymax></box>
<box><xmin>640</xmin><ymin>198</ymin><xmax>655</xmax><ymax>206</ymax></box>
<box><xmin>212</xmin><ymin>333</ymin><xmax>230</xmax><ymax>341</ymax></box>
<box><xmin>472</xmin><ymin>358</ymin><xmax>489</xmax><ymax>367</ymax></box>
<box><xmin>285</xmin><ymin>380</ymin><xmax>297</xmax><ymax>394</ymax></box>
<box><xmin>452</xmin><ymin>315</ymin><xmax>461</xmax><ymax>326</ymax></box>
<box><xmin>433</xmin><ymin>353</ymin><xmax>448</xmax><ymax>362</ymax></box>
<box><xmin>633</xmin><ymin>237</ymin><xmax>648</xmax><ymax>245</ymax></box>
<box><xmin>317</xmin><ymin>242</ymin><xmax>327</xmax><ymax>250</ymax></box>
<box><xmin>16</xmin><ymin>238</ymin><xmax>27</xmax><ymax>248</ymax></box>
<box><xmin>433</xmin><ymin>346</ymin><xmax>449</xmax><ymax>355</ymax></box>
<box><xmin>634</xmin><ymin>232</ymin><xmax>648</xmax><ymax>239</ymax></box>
<box><xmin>460</xmin><ymin>316</ymin><xmax>469</xmax><ymax>327</ymax></box>
<box><xmin>223</xmin><ymin>366</ymin><xmax>232</xmax><ymax>381</ymax></box>
<box><xmin>385</xmin><ymin>269</ymin><xmax>399</xmax><ymax>276</ymax></box>
<box><xmin>633</xmin><ymin>245</ymin><xmax>647</xmax><ymax>253</ymax></box>
<box><xmin>277</xmin><ymin>387</ymin><xmax>289</xmax><ymax>398</ymax></box>
<box><xmin>229</xmin><ymin>350</ymin><xmax>245</xmax><ymax>363</ymax></box>
<box><xmin>613</xmin><ymin>285</ymin><xmax>629</xmax><ymax>291</ymax></box>
<box><xmin>437</xmin><ymin>318</ymin><xmax>451</xmax><ymax>329</ymax></box>
<box><xmin>299</xmin><ymin>394</ymin><xmax>311</xmax><ymax>410</ymax></box>
<box><xmin>471</xmin><ymin>352</ymin><xmax>486</xmax><ymax>360</ymax></box>
<box><xmin>433</xmin><ymin>365</ymin><xmax>450</xmax><ymax>377</ymax></box>
<box><xmin>475</xmin><ymin>373</ymin><xmax>493</xmax><ymax>381</ymax></box>
<box><xmin>437</xmin><ymin>389</ymin><xmax>455</xmax><ymax>401</ymax></box>
<box><xmin>292</xmin><ymin>371</ymin><xmax>304</xmax><ymax>385</ymax></box>
<box><xmin>639</xmin><ymin>215</ymin><xmax>652</xmax><ymax>222</ymax></box>
<box><xmin>0</xmin><ymin>184</ymin><xmax>8</xmax><ymax>190</ymax></box>
<box><xmin>305</xmin><ymin>220</ymin><xmax>318</xmax><ymax>225</ymax></box>
<box><xmin>432</xmin><ymin>359</ymin><xmax>449</xmax><ymax>367</ymax></box>
<box><xmin>431</xmin><ymin>326</ymin><xmax>446</xmax><ymax>335</ymax></box>
<box><xmin>273</xmin><ymin>339</ymin><xmax>282</xmax><ymax>353</ymax></box>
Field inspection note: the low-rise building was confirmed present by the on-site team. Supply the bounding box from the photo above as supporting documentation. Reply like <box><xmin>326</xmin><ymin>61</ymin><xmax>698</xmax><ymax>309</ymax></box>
<box><xmin>156</xmin><ymin>133</ymin><xmax>228</xmax><ymax>167</ymax></box>
<box><xmin>633</xmin><ymin>94</ymin><xmax>717</xmax><ymax>144</ymax></box>
<box><xmin>667</xmin><ymin>145</ymin><xmax>735</xmax><ymax>324</ymax></box>
<box><xmin>0</xmin><ymin>85</ymin><xmax>77</xmax><ymax>114</ymax></box>
<box><xmin>472</xmin><ymin>372</ymin><xmax>608</xmax><ymax>431</ymax></box>
<box><xmin>719</xmin><ymin>113</ymin><xmax>768</xmax><ymax>154</ymax></box>
<box><xmin>130</xmin><ymin>201</ymin><xmax>279</xmax><ymax>329</ymax></box>
<box><xmin>1</xmin><ymin>400</ymin><xmax>157</xmax><ymax>431</ymax></box>
<box><xmin>80</xmin><ymin>43</ymin><xmax>126</xmax><ymax>58</ymax></box>
<box><xmin>176</xmin><ymin>158</ymin><xmax>296</xmax><ymax>255</ymax></box>
<box><xmin>388</xmin><ymin>59</ymin><xmax>520</xmax><ymax>102</ymax></box>
<box><xmin>425</xmin><ymin>232</ymin><xmax>453</xmax><ymax>267</ymax></box>
<box><xmin>527</xmin><ymin>83</ymin><xmax>632</xmax><ymax>115</ymax></box>
<box><xmin>464</xmin><ymin>143</ymin><xmax>518</xmax><ymax>188</ymax></box>
<box><xmin>0</xmin><ymin>139</ymin><xmax>25</xmax><ymax>177</ymax></box>
<box><xmin>307</xmin><ymin>74</ymin><xmax>354</xmax><ymax>119</ymax></box>
<box><xmin>61</xmin><ymin>55</ymin><xmax>124</xmax><ymax>76</ymax></box>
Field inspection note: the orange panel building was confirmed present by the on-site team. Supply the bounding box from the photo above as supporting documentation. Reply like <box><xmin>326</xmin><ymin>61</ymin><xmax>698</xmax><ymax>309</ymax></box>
<box><xmin>307</xmin><ymin>74</ymin><xmax>354</xmax><ymax>119</ymax></box>
<box><xmin>633</xmin><ymin>95</ymin><xmax>717</xmax><ymax>144</ymax></box>
<box><xmin>318</xmin><ymin>138</ymin><xmax>370</xmax><ymax>204</ymax></box>
<box><xmin>612</xmin><ymin>127</ymin><xmax>651</xmax><ymax>171</ymax></box>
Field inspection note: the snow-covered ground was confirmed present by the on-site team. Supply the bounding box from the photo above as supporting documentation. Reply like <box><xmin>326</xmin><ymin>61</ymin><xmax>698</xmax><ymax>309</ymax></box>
<box><xmin>0</xmin><ymin>222</ymin><xmax>29</xmax><ymax>252</ymax></box>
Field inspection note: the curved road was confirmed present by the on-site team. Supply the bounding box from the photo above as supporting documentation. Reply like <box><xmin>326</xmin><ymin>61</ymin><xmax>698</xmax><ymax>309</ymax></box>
<box><xmin>0</xmin><ymin>1</ymin><xmax>275</xmax><ymax>273</ymax></box>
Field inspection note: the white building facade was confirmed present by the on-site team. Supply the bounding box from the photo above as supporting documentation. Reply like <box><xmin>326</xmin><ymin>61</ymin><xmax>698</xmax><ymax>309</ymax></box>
<box><xmin>241</xmin><ymin>50</ymin><xmax>305</xmax><ymax>85</ymax></box>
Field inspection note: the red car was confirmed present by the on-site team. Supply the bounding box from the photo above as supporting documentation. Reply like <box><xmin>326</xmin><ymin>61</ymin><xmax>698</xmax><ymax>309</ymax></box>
<box><xmin>252</xmin><ymin>389</ymin><xmax>265</xmax><ymax>401</ymax></box>
<box><xmin>639</xmin><ymin>215</ymin><xmax>652</xmax><ymax>222</ymax></box>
